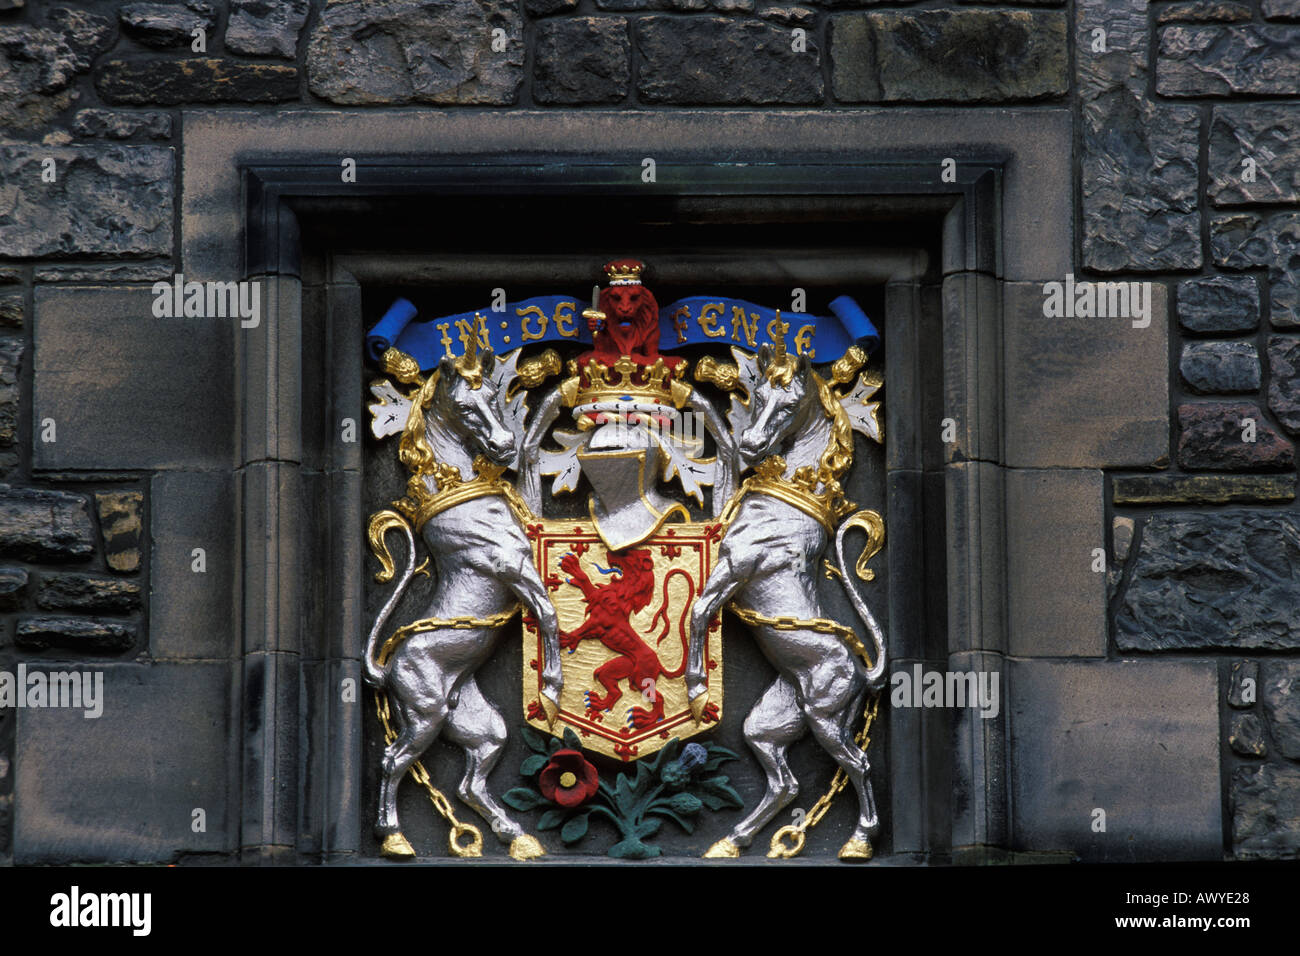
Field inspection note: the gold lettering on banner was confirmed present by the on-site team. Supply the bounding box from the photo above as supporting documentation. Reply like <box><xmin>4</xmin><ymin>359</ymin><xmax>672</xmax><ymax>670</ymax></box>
<box><xmin>554</xmin><ymin>301</ymin><xmax>579</xmax><ymax>338</ymax></box>
<box><xmin>698</xmin><ymin>303</ymin><xmax>727</xmax><ymax>338</ymax></box>
<box><xmin>519</xmin><ymin>305</ymin><xmax>549</xmax><ymax>342</ymax></box>
<box><xmin>731</xmin><ymin>307</ymin><xmax>759</xmax><ymax>347</ymax></box>
<box><xmin>436</xmin><ymin>322</ymin><xmax>453</xmax><ymax>357</ymax></box>
<box><xmin>672</xmin><ymin>306</ymin><xmax>691</xmax><ymax>344</ymax></box>
<box><xmin>767</xmin><ymin>315</ymin><xmax>790</xmax><ymax>347</ymax></box>
<box><xmin>794</xmin><ymin>324</ymin><xmax>816</xmax><ymax>359</ymax></box>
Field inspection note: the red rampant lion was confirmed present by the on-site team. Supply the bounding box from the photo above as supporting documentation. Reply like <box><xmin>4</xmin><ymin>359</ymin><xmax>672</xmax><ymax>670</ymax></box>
<box><xmin>558</xmin><ymin>548</ymin><xmax>693</xmax><ymax>729</ymax></box>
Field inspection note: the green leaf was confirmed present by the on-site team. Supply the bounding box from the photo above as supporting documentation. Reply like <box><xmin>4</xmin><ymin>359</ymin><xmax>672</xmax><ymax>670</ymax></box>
<box><xmin>648</xmin><ymin>807</ymin><xmax>696</xmax><ymax>834</ymax></box>
<box><xmin>520</xmin><ymin>753</ymin><xmax>548</xmax><ymax>777</ymax></box>
<box><xmin>647</xmin><ymin>738</ymin><xmax>680</xmax><ymax>774</ymax></box>
<box><xmin>697</xmin><ymin>776</ymin><xmax>744</xmax><ymax>808</ymax></box>
<box><xmin>562</xmin><ymin>727</ymin><xmax>582</xmax><ymax>751</ymax></box>
<box><xmin>561</xmin><ymin>812</ymin><xmax>590</xmax><ymax>844</ymax></box>
<box><xmin>699</xmin><ymin>792</ymin><xmax>727</xmax><ymax>811</ymax></box>
<box><xmin>613</xmin><ymin>773</ymin><xmax>638</xmax><ymax>817</ymax></box>
<box><xmin>518</xmin><ymin>725</ymin><xmax>551</xmax><ymax>755</ymax></box>
<box><xmin>502</xmin><ymin>787</ymin><xmax>546</xmax><ymax>812</ymax></box>
<box><xmin>634</xmin><ymin>818</ymin><xmax>662</xmax><ymax>839</ymax></box>
<box><xmin>703</xmin><ymin>746</ymin><xmax>739</xmax><ymax>772</ymax></box>
<box><xmin>665</xmin><ymin>791</ymin><xmax>703</xmax><ymax>815</ymax></box>
<box><xmin>537</xmin><ymin>808</ymin><xmax>566</xmax><ymax>831</ymax></box>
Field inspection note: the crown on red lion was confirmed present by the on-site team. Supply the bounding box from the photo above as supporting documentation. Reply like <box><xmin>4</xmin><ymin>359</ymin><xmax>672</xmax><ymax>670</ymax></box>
<box><xmin>603</xmin><ymin>259</ymin><xmax>645</xmax><ymax>286</ymax></box>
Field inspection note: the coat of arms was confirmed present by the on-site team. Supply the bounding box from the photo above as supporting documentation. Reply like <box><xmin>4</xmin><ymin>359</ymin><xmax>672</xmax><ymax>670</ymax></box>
<box><xmin>362</xmin><ymin>259</ymin><xmax>886</xmax><ymax>862</ymax></box>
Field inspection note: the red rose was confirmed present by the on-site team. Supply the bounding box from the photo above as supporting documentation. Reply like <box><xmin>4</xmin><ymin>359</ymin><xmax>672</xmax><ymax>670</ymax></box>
<box><xmin>538</xmin><ymin>749</ymin><xmax>599</xmax><ymax>808</ymax></box>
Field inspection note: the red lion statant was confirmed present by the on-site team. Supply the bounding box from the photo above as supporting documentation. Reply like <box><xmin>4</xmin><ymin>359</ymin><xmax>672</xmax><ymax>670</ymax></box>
<box><xmin>558</xmin><ymin>548</ymin><xmax>691</xmax><ymax>729</ymax></box>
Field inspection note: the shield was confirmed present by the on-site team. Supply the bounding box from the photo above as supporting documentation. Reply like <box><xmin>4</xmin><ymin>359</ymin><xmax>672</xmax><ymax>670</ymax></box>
<box><xmin>522</xmin><ymin>519</ymin><xmax>723</xmax><ymax>760</ymax></box>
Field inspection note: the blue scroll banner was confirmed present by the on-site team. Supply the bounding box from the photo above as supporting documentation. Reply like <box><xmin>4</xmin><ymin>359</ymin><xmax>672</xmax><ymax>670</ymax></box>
<box><xmin>366</xmin><ymin>294</ymin><xmax>879</xmax><ymax>371</ymax></box>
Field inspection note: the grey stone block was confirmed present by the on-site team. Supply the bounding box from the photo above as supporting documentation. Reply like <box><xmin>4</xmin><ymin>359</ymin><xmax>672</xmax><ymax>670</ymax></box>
<box><xmin>1228</xmin><ymin>659</ymin><xmax>1259</xmax><ymax>708</ymax></box>
<box><xmin>1210</xmin><ymin>212</ymin><xmax>1300</xmax><ymax>326</ymax></box>
<box><xmin>1010</xmin><ymin>659</ymin><xmax>1222</xmax><ymax>861</ymax></box>
<box><xmin>1112</xmin><ymin>474</ymin><xmax>1294</xmax><ymax>505</ymax></box>
<box><xmin>306</xmin><ymin>0</ymin><xmax>523</xmax><ymax>105</ymax></box>
<box><xmin>1228</xmin><ymin>712</ymin><xmax>1266</xmax><ymax>757</ymax></box>
<box><xmin>0</xmin><ymin>144</ymin><xmax>172</xmax><ymax>259</ymax></box>
<box><xmin>1179</xmin><ymin>341</ymin><xmax>1260</xmax><ymax>394</ymax></box>
<box><xmin>1262</xmin><ymin>661</ymin><xmax>1300</xmax><ymax>759</ymax></box>
<box><xmin>534</xmin><ymin>18</ymin><xmax>629</xmax><ymax>105</ymax></box>
<box><xmin>15</xmin><ymin>618</ymin><xmax>135</xmax><ymax>654</ymax></box>
<box><xmin>72</xmin><ymin>108</ymin><xmax>172</xmax><ymax>140</ymax></box>
<box><xmin>0</xmin><ymin>566</ymin><xmax>27</xmax><ymax>611</ymax></box>
<box><xmin>96</xmin><ymin>58</ymin><xmax>299</xmax><ymax>105</ymax></box>
<box><xmin>226</xmin><ymin>0</ymin><xmax>309</xmax><ymax>58</ymax></box>
<box><xmin>0</xmin><ymin>9</ymin><xmax>114</xmax><ymax>132</ymax></box>
<box><xmin>36</xmin><ymin>574</ymin><xmax>140</xmax><ymax>613</ymax></box>
<box><xmin>636</xmin><ymin>17</ymin><xmax>821</xmax><ymax>105</ymax></box>
<box><xmin>1267</xmin><ymin>335</ymin><xmax>1300</xmax><ymax>433</ymax></box>
<box><xmin>0</xmin><ymin>337</ymin><xmax>19</xmax><ymax>449</ymax></box>
<box><xmin>1006</xmin><ymin>469</ymin><xmax>1106</xmax><ymax>658</ymax></box>
<box><xmin>1112</xmin><ymin>516</ymin><xmax>1134</xmax><ymax>564</ymax></box>
<box><xmin>832</xmin><ymin>10</ymin><xmax>1067</xmax><ymax>102</ymax></box>
<box><xmin>150</xmin><ymin>471</ymin><xmax>234</xmax><ymax>661</ymax></box>
<box><xmin>32</xmin><ymin>286</ymin><xmax>234</xmax><ymax>471</ymax></box>
<box><xmin>1178</xmin><ymin>402</ymin><xmax>1293</xmax><ymax>470</ymax></box>
<box><xmin>1263</xmin><ymin>0</ymin><xmax>1300</xmax><ymax>16</ymax></box>
<box><xmin>1233</xmin><ymin>763</ymin><xmax>1300</xmax><ymax>859</ymax></box>
<box><xmin>0</xmin><ymin>292</ymin><xmax>20</xmax><ymax>330</ymax></box>
<box><xmin>1159</xmin><ymin>24</ymin><xmax>1300</xmax><ymax>95</ymax></box>
<box><xmin>1177</xmin><ymin>274</ymin><xmax>1259</xmax><ymax>333</ymax></box>
<box><xmin>13</xmin><ymin>662</ymin><xmax>234</xmax><ymax>862</ymax></box>
<box><xmin>95</xmin><ymin>491</ymin><xmax>142</xmax><ymax>574</ymax></box>
<box><xmin>181</xmin><ymin>109</ymin><xmax>1071</xmax><ymax>283</ymax></box>
<box><xmin>1117</xmin><ymin>512</ymin><xmax>1300</xmax><ymax>651</ymax></box>
<box><xmin>1004</xmin><ymin>282</ymin><xmax>1168</xmax><ymax>468</ymax></box>
<box><xmin>941</xmin><ymin>272</ymin><xmax>999</xmax><ymax>466</ymax></box>
<box><xmin>945</xmin><ymin>462</ymin><xmax>1007</xmax><ymax>655</ymax></box>
<box><xmin>0</xmin><ymin>487</ymin><xmax>95</xmax><ymax>562</ymax></box>
<box><xmin>1210</xmin><ymin>105</ymin><xmax>1300</xmax><ymax>205</ymax></box>
<box><xmin>118</xmin><ymin>2</ymin><xmax>215</xmax><ymax>48</ymax></box>
<box><xmin>1078</xmin><ymin>0</ymin><xmax>1199</xmax><ymax>272</ymax></box>
<box><xmin>529</xmin><ymin>0</ymin><xmax>577</xmax><ymax>12</ymax></box>
<box><xmin>1157</xmin><ymin>2</ymin><xmax>1252</xmax><ymax>21</ymax></box>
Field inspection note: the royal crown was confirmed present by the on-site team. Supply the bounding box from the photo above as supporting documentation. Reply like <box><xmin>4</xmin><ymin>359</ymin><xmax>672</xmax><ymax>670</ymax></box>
<box><xmin>603</xmin><ymin>259</ymin><xmax>645</xmax><ymax>285</ymax></box>
<box><xmin>562</xmin><ymin>355</ymin><xmax>691</xmax><ymax>412</ymax></box>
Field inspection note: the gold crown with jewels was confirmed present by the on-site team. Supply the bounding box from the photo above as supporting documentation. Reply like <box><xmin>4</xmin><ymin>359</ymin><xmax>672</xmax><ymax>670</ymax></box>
<box><xmin>560</xmin><ymin>355</ymin><xmax>691</xmax><ymax>411</ymax></box>
<box><xmin>603</xmin><ymin>260</ymin><xmax>645</xmax><ymax>285</ymax></box>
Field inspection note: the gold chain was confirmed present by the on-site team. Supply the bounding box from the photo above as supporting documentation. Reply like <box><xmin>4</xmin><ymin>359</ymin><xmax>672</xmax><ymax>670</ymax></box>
<box><xmin>727</xmin><ymin>604</ymin><xmax>875</xmax><ymax>672</ymax></box>
<box><xmin>769</xmin><ymin>696</ymin><xmax>879</xmax><ymax>859</ymax></box>
<box><xmin>725</xmin><ymin>603</ymin><xmax>881</xmax><ymax>860</ymax></box>
<box><xmin>370</xmin><ymin>606</ymin><xmax>521</xmax><ymax>859</ymax></box>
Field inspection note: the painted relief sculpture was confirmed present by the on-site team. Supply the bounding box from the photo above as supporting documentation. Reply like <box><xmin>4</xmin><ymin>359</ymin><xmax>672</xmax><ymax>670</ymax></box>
<box><xmin>362</xmin><ymin>259</ymin><xmax>886</xmax><ymax>861</ymax></box>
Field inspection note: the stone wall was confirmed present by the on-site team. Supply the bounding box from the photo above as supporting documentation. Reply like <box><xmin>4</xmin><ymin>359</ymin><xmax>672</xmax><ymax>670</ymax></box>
<box><xmin>0</xmin><ymin>0</ymin><xmax>1296</xmax><ymax>862</ymax></box>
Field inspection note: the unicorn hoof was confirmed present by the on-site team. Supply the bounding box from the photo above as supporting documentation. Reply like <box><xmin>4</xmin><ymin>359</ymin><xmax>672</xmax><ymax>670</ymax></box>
<box><xmin>703</xmin><ymin>838</ymin><xmax>741</xmax><ymax>859</ymax></box>
<box><xmin>689</xmin><ymin>693</ymin><xmax>710</xmax><ymax>724</ymax></box>
<box><xmin>381</xmin><ymin>832</ymin><xmax>416</xmax><ymax>859</ymax></box>
<box><xmin>540</xmin><ymin>695</ymin><xmax>560</xmax><ymax>729</ymax></box>
<box><xmin>838</xmin><ymin>838</ymin><xmax>873</xmax><ymax>861</ymax></box>
<box><xmin>509</xmin><ymin>835</ymin><xmax>546</xmax><ymax>860</ymax></box>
